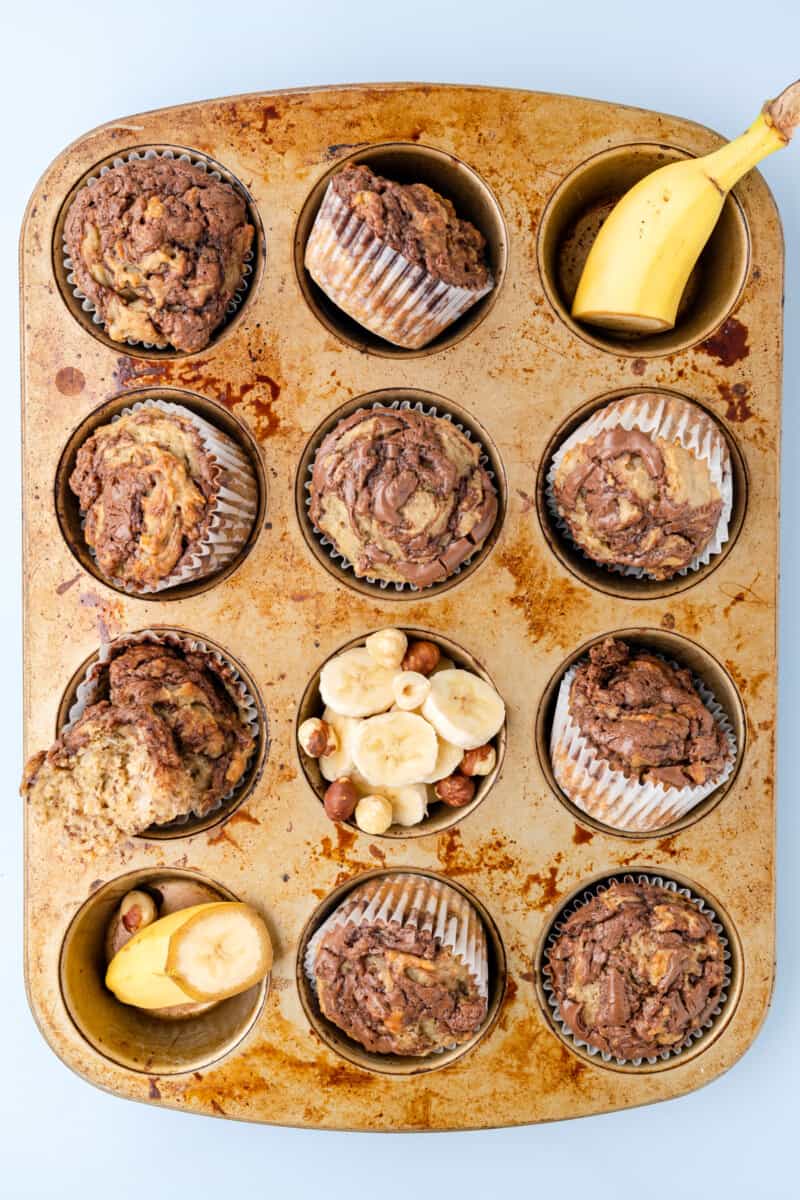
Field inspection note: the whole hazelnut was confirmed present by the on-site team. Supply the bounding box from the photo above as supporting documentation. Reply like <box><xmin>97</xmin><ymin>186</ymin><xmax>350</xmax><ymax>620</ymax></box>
<box><xmin>365</xmin><ymin>628</ymin><xmax>408</xmax><ymax>670</ymax></box>
<box><xmin>392</xmin><ymin>671</ymin><xmax>431</xmax><ymax>711</ymax></box>
<box><xmin>119</xmin><ymin>889</ymin><xmax>158</xmax><ymax>934</ymax></box>
<box><xmin>459</xmin><ymin>744</ymin><xmax>497</xmax><ymax>777</ymax></box>
<box><xmin>354</xmin><ymin>793</ymin><xmax>393</xmax><ymax>835</ymax></box>
<box><xmin>434</xmin><ymin>774</ymin><xmax>476</xmax><ymax>807</ymax></box>
<box><xmin>323</xmin><ymin>777</ymin><xmax>359</xmax><ymax>821</ymax></box>
<box><xmin>299</xmin><ymin>717</ymin><xmax>338</xmax><ymax>759</ymax></box>
<box><xmin>402</xmin><ymin>640</ymin><xmax>441</xmax><ymax>676</ymax></box>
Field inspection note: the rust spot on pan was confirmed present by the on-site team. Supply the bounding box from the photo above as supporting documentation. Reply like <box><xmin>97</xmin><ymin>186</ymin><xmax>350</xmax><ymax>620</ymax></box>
<box><xmin>55</xmin><ymin>366</ymin><xmax>85</xmax><ymax>395</ymax></box>
<box><xmin>699</xmin><ymin>316</ymin><xmax>750</xmax><ymax>366</ymax></box>
<box><xmin>717</xmin><ymin>381</ymin><xmax>753</xmax><ymax>422</ymax></box>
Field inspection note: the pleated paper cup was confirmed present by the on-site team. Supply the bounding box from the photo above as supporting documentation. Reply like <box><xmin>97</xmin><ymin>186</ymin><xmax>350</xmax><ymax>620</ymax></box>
<box><xmin>547</xmin><ymin>393</ymin><xmax>733</xmax><ymax>579</ymax></box>
<box><xmin>550</xmin><ymin>657</ymin><xmax>737</xmax><ymax>833</ymax></box>
<box><xmin>304</xmin><ymin>182</ymin><xmax>494</xmax><ymax>350</ymax></box>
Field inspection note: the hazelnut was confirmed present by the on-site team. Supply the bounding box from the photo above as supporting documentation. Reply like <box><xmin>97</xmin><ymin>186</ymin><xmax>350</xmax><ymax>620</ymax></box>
<box><xmin>434</xmin><ymin>774</ymin><xmax>476</xmax><ymax>807</ymax></box>
<box><xmin>402</xmin><ymin>640</ymin><xmax>441</xmax><ymax>676</ymax></box>
<box><xmin>299</xmin><ymin>717</ymin><xmax>338</xmax><ymax>759</ymax></box>
<box><xmin>354</xmin><ymin>793</ymin><xmax>393</xmax><ymax>835</ymax></box>
<box><xmin>392</xmin><ymin>671</ymin><xmax>431</xmax><ymax>711</ymax></box>
<box><xmin>459</xmin><ymin>744</ymin><xmax>497</xmax><ymax>777</ymax></box>
<box><xmin>365</xmin><ymin>628</ymin><xmax>408</xmax><ymax>670</ymax></box>
<box><xmin>119</xmin><ymin>889</ymin><xmax>158</xmax><ymax>934</ymax></box>
<box><xmin>323</xmin><ymin>777</ymin><xmax>359</xmax><ymax>822</ymax></box>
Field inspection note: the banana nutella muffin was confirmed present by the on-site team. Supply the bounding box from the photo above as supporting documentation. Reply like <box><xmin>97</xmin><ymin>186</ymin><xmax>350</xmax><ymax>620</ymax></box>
<box><xmin>69</xmin><ymin>403</ymin><xmax>257</xmax><ymax>593</ymax></box>
<box><xmin>546</xmin><ymin>880</ymin><xmax>727</xmax><ymax>1060</ymax></box>
<box><xmin>551</xmin><ymin>394</ymin><xmax>731</xmax><ymax>580</ymax></box>
<box><xmin>64</xmin><ymin>158</ymin><xmax>253</xmax><ymax>352</ymax></box>
<box><xmin>550</xmin><ymin>637</ymin><xmax>734</xmax><ymax>833</ymax></box>
<box><xmin>22</xmin><ymin>639</ymin><xmax>255</xmax><ymax>851</ymax></box>
<box><xmin>306</xmin><ymin>874</ymin><xmax>489</xmax><ymax>1056</ymax></box>
<box><xmin>309</xmin><ymin>407</ymin><xmax>498</xmax><ymax>587</ymax></box>
<box><xmin>305</xmin><ymin>163</ymin><xmax>494</xmax><ymax>349</ymax></box>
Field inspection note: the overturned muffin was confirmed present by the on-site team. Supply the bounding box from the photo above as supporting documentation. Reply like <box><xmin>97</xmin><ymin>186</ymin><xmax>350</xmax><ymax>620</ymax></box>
<box><xmin>547</xmin><ymin>880</ymin><xmax>727</xmax><ymax>1060</ymax></box>
<box><xmin>551</xmin><ymin>394</ymin><xmax>730</xmax><ymax>580</ymax></box>
<box><xmin>309</xmin><ymin>407</ymin><xmax>497</xmax><ymax>587</ymax></box>
<box><xmin>69</xmin><ymin>405</ymin><xmax>257</xmax><ymax>592</ymax></box>
<box><xmin>22</xmin><ymin>640</ymin><xmax>255</xmax><ymax>851</ymax></box>
<box><xmin>64</xmin><ymin>158</ymin><xmax>253</xmax><ymax>352</ymax></box>
<box><xmin>307</xmin><ymin>874</ymin><xmax>488</xmax><ymax>1056</ymax></box>
<box><xmin>305</xmin><ymin>163</ymin><xmax>494</xmax><ymax>348</ymax></box>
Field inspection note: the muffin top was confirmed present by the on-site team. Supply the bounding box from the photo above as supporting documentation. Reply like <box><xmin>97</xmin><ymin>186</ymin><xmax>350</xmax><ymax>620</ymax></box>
<box><xmin>547</xmin><ymin>880</ymin><xmax>726</xmax><ymax>1060</ymax></box>
<box><xmin>310</xmin><ymin>876</ymin><xmax>487</xmax><ymax>1056</ymax></box>
<box><xmin>70</xmin><ymin>408</ymin><xmax>220</xmax><ymax>590</ymax></box>
<box><xmin>309</xmin><ymin>407</ymin><xmax>497</xmax><ymax>586</ymax></box>
<box><xmin>64</xmin><ymin>158</ymin><xmax>253</xmax><ymax>352</ymax></box>
<box><xmin>331</xmin><ymin>164</ymin><xmax>491</xmax><ymax>291</ymax></box>
<box><xmin>568</xmin><ymin>638</ymin><xmax>730</xmax><ymax>790</ymax></box>
<box><xmin>22</xmin><ymin>641</ymin><xmax>255</xmax><ymax>850</ymax></box>
<box><xmin>552</xmin><ymin>395</ymin><xmax>725</xmax><ymax>580</ymax></box>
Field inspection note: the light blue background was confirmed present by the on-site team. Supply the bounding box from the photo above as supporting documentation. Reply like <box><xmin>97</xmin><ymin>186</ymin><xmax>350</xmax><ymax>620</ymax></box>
<box><xmin>3</xmin><ymin>2</ymin><xmax>798</xmax><ymax>1196</ymax></box>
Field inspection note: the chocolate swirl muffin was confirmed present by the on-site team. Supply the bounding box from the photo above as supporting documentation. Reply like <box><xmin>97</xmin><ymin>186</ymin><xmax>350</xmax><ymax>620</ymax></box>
<box><xmin>64</xmin><ymin>158</ymin><xmax>253</xmax><ymax>352</ymax></box>
<box><xmin>22</xmin><ymin>641</ymin><xmax>255</xmax><ymax>850</ymax></box>
<box><xmin>552</xmin><ymin>395</ymin><xmax>729</xmax><ymax>580</ymax></box>
<box><xmin>547</xmin><ymin>880</ymin><xmax>727</xmax><ymax>1060</ymax></box>
<box><xmin>309</xmin><ymin>408</ymin><xmax>498</xmax><ymax>586</ymax></box>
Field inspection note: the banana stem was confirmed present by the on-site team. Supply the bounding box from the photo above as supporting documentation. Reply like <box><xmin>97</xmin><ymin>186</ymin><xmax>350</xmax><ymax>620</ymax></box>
<box><xmin>764</xmin><ymin>79</ymin><xmax>800</xmax><ymax>142</ymax></box>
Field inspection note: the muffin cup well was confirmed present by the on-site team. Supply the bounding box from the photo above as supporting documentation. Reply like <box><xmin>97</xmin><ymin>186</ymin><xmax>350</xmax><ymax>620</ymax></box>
<box><xmin>550</xmin><ymin>653</ymin><xmax>737</xmax><ymax>835</ymax></box>
<box><xmin>297</xmin><ymin>869</ymin><xmax>505</xmax><ymax>1077</ymax></box>
<box><xmin>538</xmin><ymin>871</ymin><xmax>735</xmax><ymax>1070</ymax></box>
<box><xmin>59</xmin><ymin>868</ymin><xmax>269</xmax><ymax>1075</ymax></box>
<box><xmin>58</xmin><ymin>628</ymin><xmax>266</xmax><ymax>840</ymax></box>
<box><xmin>546</xmin><ymin>392</ymin><xmax>733</xmax><ymax>581</ymax></box>
<box><xmin>298</xmin><ymin>390</ymin><xmax>504</xmax><ymax>598</ymax></box>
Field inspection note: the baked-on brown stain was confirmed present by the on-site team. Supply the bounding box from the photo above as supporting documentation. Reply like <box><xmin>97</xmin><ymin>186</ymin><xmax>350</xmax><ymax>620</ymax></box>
<box><xmin>55</xmin><ymin>366</ymin><xmax>85</xmax><ymax>395</ymax></box>
<box><xmin>148</xmin><ymin>1077</ymin><xmax>161</xmax><ymax>1099</ymax></box>
<box><xmin>572</xmin><ymin>824</ymin><xmax>594</xmax><ymax>845</ymax></box>
<box><xmin>55</xmin><ymin>573</ymin><xmax>81</xmax><ymax>595</ymax></box>
<box><xmin>227</xmin><ymin>809</ymin><xmax>260</xmax><ymax>827</ymax></box>
<box><xmin>436</xmin><ymin>827</ymin><xmax>517</xmax><ymax>879</ymax></box>
<box><xmin>522</xmin><ymin>863</ymin><xmax>562</xmax><ymax>910</ymax></box>
<box><xmin>498</xmin><ymin>530</ymin><xmax>591</xmax><ymax>650</ymax></box>
<box><xmin>717</xmin><ymin>381</ymin><xmax>754</xmax><ymax>422</ymax></box>
<box><xmin>699</xmin><ymin>315</ymin><xmax>750</xmax><ymax>366</ymax></box>
<box><xmin>207</xmin><ymin>825</ymin><xmax>242</xmax><ymax>851</ymax></box>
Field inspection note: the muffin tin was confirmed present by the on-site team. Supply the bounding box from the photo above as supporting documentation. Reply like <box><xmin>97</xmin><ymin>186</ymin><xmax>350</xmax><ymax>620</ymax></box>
<box><xmin>21</xmin><ymin>83</ymin><xmax>779</xmax><ymax>1130</ymax></box>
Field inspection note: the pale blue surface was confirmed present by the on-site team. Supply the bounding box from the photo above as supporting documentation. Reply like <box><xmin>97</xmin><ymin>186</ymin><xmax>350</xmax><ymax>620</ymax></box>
<box><xmin>2</xmin><ymin>2</ymin><xmax>798</xmax><ymax>1196</ymax></box>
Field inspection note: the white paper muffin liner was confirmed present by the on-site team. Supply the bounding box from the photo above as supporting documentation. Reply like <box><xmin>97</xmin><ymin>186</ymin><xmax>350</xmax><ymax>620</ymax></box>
<box><xmin>305</xmin><ymin>181</ymin><xmax>494</xmax><ymax>349</ymax></box>
<box><xmin>63</xmin><ymin>148</ymin><xmax>255</xmax><ymax>351</ymax></box>
<box><xmin>77</xmin><ymin>398</ymin><xmax>259</xmax><ymax>595</ymax></box>
<box><xmin>305</xmin><ymin>873</ymin><xmax>489</xmax><ymax>1020</ymax></box>
<box><xmin>550</xmin><ymin>653</ymin><xmax>737</xmax><ymax>833</ymax></box>
<box><xmin>546</xmin><ymin>393</ymin><xmax>733</xmax><ymax>579</ymax></box>
<box><xmin>305</xmin><ymin>399</ymin><xmax>498</xmax><ymax>592</ymax></box>
<box><xmin>542</xmin><ymin>873</ymin><xmax>732</xmax><ymax>1067</ymax></box>
<box><xmin>64</xmin><ymin>628</ymin><xmax>260</xmax><ymax>829</ymax></box>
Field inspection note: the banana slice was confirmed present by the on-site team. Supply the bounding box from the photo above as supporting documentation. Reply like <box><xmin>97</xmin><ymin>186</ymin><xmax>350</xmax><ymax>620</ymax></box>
<box><xmin>383</xmin><ymin>783</ymin><xmax>428</xmax><ymax>827</ymax></box>
<box><xmin>319</xmin><ymin>707</ymin><xmax>362</xmax><ymax>782</ymax></box>
<box><xmin>352</xmin><ymin>711</ymin><xmax>438</xmax><ymax>787</ymax></box>
<box><xmin>106</xmin><ymin>902</ymin><xmax>272</xmax><ymax>1009</ymax></box>
<box><xmin>421</xmin><ymin>734</ymin><xmax>465</xmax><ymax>783</ymax></box>
<box><xmin>422</xmin><ymin>669</ymin><xmax>505</xmax><ymax>750</ymax></box>
<box><xmin>319</xmin><ymin>647</ymin><xmax>398</xmax><ymax>718</ymax></box>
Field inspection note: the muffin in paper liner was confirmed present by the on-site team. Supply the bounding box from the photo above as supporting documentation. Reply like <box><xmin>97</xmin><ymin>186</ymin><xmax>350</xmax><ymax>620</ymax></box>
<box><xmin>541</xmin><ymin>873</ymin><xmax>732</xmax><ymax>1067</ymax></box>
<box><xmin>546</xmin><ymin>392</ymin><xmax>733</xmax><ymax>580</ymax></box>
<box><xmin>62</xmin><ymin>148</ymin><xmax>255</xmax><ymax>352</ymax></box>
<box><xmin>304</xmin><ymin>182</ymin><xmax>494</xmax><ymax>350</ymax></box>
<box><xmin>65</xmin><ymin>628</ymin><xmax>260</xmax><ymax>830</ymax></box>
<box><xmin>304</xmin><ymin>399</ymin><xmax>498</xmax><ymax>592</ymax></box>
<box><xmin>73</xmin><ymin>398</ymin><xmax>259</xmax><ymax>596</ymax></box>
<box><xmin>550</xmin><ymin>655</ymin><xmax>737</xmax><ymax>833</ymax></box>
<box><xmin>305</xmin><ymin>873</ymin><xmax>489</xmax><ymax>1055</ymax></box>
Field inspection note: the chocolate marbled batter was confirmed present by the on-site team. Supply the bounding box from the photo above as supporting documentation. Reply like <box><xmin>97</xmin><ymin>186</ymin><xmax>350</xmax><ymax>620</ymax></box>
<box><xmin>64</xmin><ymin>159</ymin><xmax>253</xmax><ymax>352</ymax></box>
<box><xmin>569</xmin><ymin>638</ymin><xmax>730</xmax><ymax>789</ymax></box>
<box><xmin>331</xmin><ymin>163</ymin><xmax>491</xmax><ymax>290</ymax></box>
<box><xmin>309</xmin><ymin>408</ymin><xmax>498</xmax><ymax>586</ymax></box>
<box><xmin>548</xmin><ymin>881</ymin><xmax>726</xmax><ymax>1060</ymax></box>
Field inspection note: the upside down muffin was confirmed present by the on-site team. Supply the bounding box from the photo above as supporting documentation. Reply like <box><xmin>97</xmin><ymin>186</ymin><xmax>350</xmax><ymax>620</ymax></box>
<box><xmin>307</xmin><ymin>874</ymin><xmax>489</xmax><ymax>1056</ymax></box>
<box><xmin>547</xmin><ymin>880</ymin><xmax>727</xmax><ymax>1060</ymax></box>
<box><xmin>309</xmin><ymin>407</ymin><xmax>498</xmax><ymax>587</ymax></box>
<box><xmin>64</xmin><ymin>158</ymin><xmax>253</xmax><ymax>352</ymax></box>
<box><xmin>22</xmin><ymin>640</ymin><xmax>255</xmax><ymax>851</ymax></box>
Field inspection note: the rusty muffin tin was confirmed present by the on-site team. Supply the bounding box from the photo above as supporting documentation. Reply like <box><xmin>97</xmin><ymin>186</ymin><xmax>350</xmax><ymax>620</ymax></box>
<box><xmin>21</xmin><ymin>83</ymin><xmax>779</xmax><ymax>1130</ymax></box>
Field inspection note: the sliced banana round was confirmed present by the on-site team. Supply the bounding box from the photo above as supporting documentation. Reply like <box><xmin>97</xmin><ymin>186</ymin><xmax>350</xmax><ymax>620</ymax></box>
<box><xmin>352</xmin><ymin>711</ymin><xmax>438</xmax><ymax>787</ymax></box>
<box><xmin>319</xmin><ymin>707</ymin><xmax>362</xmax><ymax>782</ymax></box>
<box><xmin>319</xmin><ymin>647</ymin><xmax>398</xmax><ymax>718</ymax></box>
<box><xmin>421</xmin><ymin>733</ymin><xmax>465</xmax><ymax>783</ymax></box>
<box><xmin>422</xmin><ymin>669</ymin><xmax>505</xmax><ymax>750</ymax></box>
<box><xmin>383</xmin><ymin>783</ymin><xmax>428</xmax><ymax>827</ymax></box>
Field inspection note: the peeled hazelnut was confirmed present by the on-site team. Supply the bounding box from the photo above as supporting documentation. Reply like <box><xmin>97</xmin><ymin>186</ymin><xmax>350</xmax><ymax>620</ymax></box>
<box><xmin>323</xmin><ymin>777</ymin><xmax>359</xmax><ymax>821</ymax></box>
<box><xmin>402</xmin><ymin>640</ymin><xmax>441</xmax><ymax>676</ymax></box>
<box><xmin>459</xmin><ymin>744</ymin><xmax>497</xmax><ymax>777</ymax></box>
<box><xmin>354</xmin><ymin>793</ymin><xmax>393</xmax><ymax>835</ymax></box>
<box><xmin>365</xmin><ymin>628</ymin><xmax>408</xmax><ymax>670</ymax></box>
<box><xmin>392</xmin><ymin>671</ymin><xmax>431</xmax><ymax>711</ymax></box>
<box><xmin>119</xmin><ymin>889</ymin><xmax>158</xmax><ymax>934</ymax></box>
<box><xmin>434</xmin><ymin>774</ymin><xmax>476</xmax><ymax>807</ymax></box>
<box><xmin>299</xmin><ymin>717</ymin><xmax>338</xmax><ymax>759</ymax></box>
